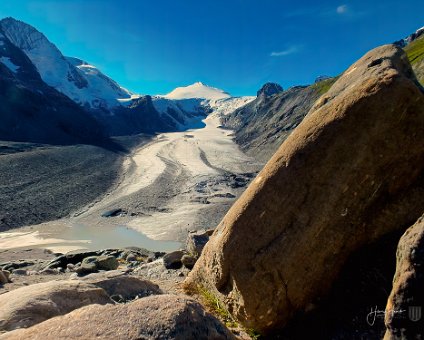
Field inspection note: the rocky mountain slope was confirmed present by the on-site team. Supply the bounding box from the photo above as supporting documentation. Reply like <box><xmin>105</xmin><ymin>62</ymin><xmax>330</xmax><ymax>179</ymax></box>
<box><xmin>221</xmin><ymin>80</ymin><xmax>336</xmax><ymax>162</ymax></box>
<box><xmin>0</xmin><ymin>24</ymin><xmax>105</xmax><ymax>145</ymax></box>
<box><xmin>0</xmin><ymin>18</ymin><xmax>239</xmax><ymax>140</ymax></box>
<box><xmin>404</xmin><ymin>32</ymin><xmax>424</xmax><ymax>85</ymax></box>
<box><xmin>0</xmin><ymin>17</ymin><xmax>133</xmax><ymax>109</ymax></box>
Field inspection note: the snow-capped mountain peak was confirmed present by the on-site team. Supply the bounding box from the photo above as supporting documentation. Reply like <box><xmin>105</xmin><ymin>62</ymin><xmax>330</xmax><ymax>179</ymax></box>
<box><xmin>0</xmin><ymin>17</ymin><xmax>132</xmax><ymax>109</ymax></box>
<box><xmin>164</xmin><ymin>82</ymin><xmax>231</xmax><ymax>100</ymax></box>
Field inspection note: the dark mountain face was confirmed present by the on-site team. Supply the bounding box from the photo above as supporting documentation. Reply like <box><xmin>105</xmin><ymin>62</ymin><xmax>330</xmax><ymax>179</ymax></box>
<box><xmin>0</xmin><ymin>27</ymin><xmax>105</xmax><ymax>145</ymax></box>
<box><xmin>98</xmin><ymin>96</ymin><xmax>178</xmax><ymax>136</ymax></box>
<box><xmin>0</xmin><ymin>18</ymin><xmax>210</xmax><ymax>141</ymax></box>
<box><xmin>256</xmin><ymin>82</ymin><xmax>284</xmax><ymax>97</ymax></box>
<box><xmin>222</xmin><ymin>82</ymin><xmax>332</xmax><ymax>162</ymax></box>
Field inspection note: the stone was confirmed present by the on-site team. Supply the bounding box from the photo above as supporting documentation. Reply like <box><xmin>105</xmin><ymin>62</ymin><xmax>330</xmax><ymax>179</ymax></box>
<box><xmin>185</xmin><ymin>45</ymin><xmax>424</xmax><ymax>334</ymax></box>
<box><xmin>0</xmin><ymin>260</ymin><xmax>35</xmax><ymax>271</ymax></box>
<box><xmin>101</xmin><ymin>208</ymin><xmax>125</xmax><ymax>218</ymax></box>
<box><xmin>75</xmin><ymin>254</ymin><xmax>119</xmax><ymax>274</ymax></box>
<box><xmin>78</xmin><ymin>270</ymin><xmax>161</xmax><ymax>300</ymax></box>
<box><xmin>44</xmin><ymin>250</ymin><xmax>100</xmax><ymax>269</ymax></box>
<box><xmin>126</xmin><ymin>253</ymin><xmax>137</xmax><ymax>262</ymax></box>
<box><xmin>11</xmin><ymin>269</ymin><xmax>27</xmax><ymax>276</ymax></box>
<box><xmin>2</xmin><ymin>295</ymin><xmax>235</xmax><ymax>340</ymax></box>
<box><xmin>384</xmin><ymin>215</ymin><xmax>424</xmax><ymax>339</ymax></box>
<box><xmin>186</xmin><ymin>229</ymin><xmax>213</xmax><ymax>257</ymax></box>
<box><xmin>181</xmin><ymin>255</ymin><xmax>196</xmax><ymax>269</ymax></box>
<box><xmin>96</xmin><ymin>255</ymin><xmax>119</xmax><ymax>270</ymax></box>
<box><xmin>0</xmin><ymin>270</ymin><xmax>10</xmax><ymax>284</ymax></box>
<box><xmin>39</xmin><ymin>268</ymin><xmax>59</xmax><ymax>275</ymax></box>
<box><xmin>0</xmin><ymin>280</ymin><xmax>112</xmax><ymax>331</ymax></box>
<box><xmin>78</xmin><ymin>256</ymin><xmax>98</xmax><ymax>274</ymax></box>
<box><xmin>163</xmin><ymin>251</ymin><xmax>184</xmax><ymax>269</ymax></box>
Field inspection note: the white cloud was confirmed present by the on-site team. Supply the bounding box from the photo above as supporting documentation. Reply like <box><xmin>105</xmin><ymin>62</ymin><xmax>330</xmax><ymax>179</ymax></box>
<box><xmin>270</xmin><ymin>46</ymin><xmax>299</xmax><ymax>57</ymax></box>
<box><xmin>337</xmin><ymin>5</ymin><xmax>348</xmax><ymax>14</ymax></box>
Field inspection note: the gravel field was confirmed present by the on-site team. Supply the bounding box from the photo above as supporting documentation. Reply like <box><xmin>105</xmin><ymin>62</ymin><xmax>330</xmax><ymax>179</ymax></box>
<box><xmin>0</xmin><ymin>136</ymin><xmax>150</xmax><ymax>232</ymax></box>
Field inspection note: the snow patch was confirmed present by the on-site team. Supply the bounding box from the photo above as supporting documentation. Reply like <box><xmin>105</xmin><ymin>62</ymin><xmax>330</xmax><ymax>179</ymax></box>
<box><xmin>152</xmin><ymin>97</ymin><xmax>206</xmax><ymax>129</ymax></box>
<box><xmin>0</xmin><ymin>56</ymin><xmax>19</xmax><ymax>73</ymax></box>
<box><xmin>163</xmin><ymin>82</ymin><xmax>231</xmax><ymax>100</ymax></box>
<box><xmin>207</xmin><ymin>96</ymin><xmax>255</xmax><ymax>117</ymax></box>
<box><xmin>117</xmin><ymin>94</ymin><xmax>143</xmax><ymax>106</ymax></box>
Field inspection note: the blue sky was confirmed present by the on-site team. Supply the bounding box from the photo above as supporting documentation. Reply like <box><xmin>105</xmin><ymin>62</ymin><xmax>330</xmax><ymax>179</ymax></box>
<box><xmin>0</xmin><ymin>0</ymin><xmax>423</xmax><ymax>96</ymax></box>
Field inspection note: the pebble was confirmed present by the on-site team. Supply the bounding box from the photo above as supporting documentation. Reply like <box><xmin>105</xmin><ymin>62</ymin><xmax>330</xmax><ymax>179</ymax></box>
<box><xmin>11</xmin><ymin>269</ymin><xmax>28</xmax><ymax>276</ymax></box>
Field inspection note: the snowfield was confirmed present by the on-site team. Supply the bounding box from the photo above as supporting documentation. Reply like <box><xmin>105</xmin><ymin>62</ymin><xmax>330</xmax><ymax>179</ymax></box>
<box><xmin>163</xmin><ymin>81</ymin><xmax>231</xmax><ymax>100</ymax></box>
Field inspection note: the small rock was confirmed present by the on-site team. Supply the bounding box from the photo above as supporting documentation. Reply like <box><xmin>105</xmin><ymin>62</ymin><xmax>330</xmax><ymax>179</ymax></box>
<box><xmin>101</xmin><ymin>208</ymin><xmax>125</xmax><ymax>218</ymax></box>
<box><xmin>3</xmin><ymin>270</ymin><xmax>10</xmax><ymax>280</ymax></box>
<box><xmin>163</xmin><ymin>251</ymin><xmax>184</xmax><ymax>269</ymax></box>
<box><xmin>181</xmin><ymin>255</ymin><xmax>196</xmax><ymax>269</ymax></box>
<box><xmin>186</xmin><ymin>230</ymin><xmax>213</xmax><ymax>258</ymax></box>
<box><xmin>40</xmin><ymin>268</ymin><xmax>59</xmax><ymax>275</ymax></box>
<box><xmin>110</xmin><ymin>294</ymin><xmax>124</xmax><ymax>303</ymax></box>
<box><xmin>97</xmin><ymin>255</ymin><xmax>119</xmax><ymax>271</ymax></box>
<box><xmin>67</xmin><ymin>263</ymin><xmax>75</xmax><ymax>271</ymax></box>
<box><xmin>79</xmin><ymin>256</ymin><xmax>99</xmax><ymax>274</ymax></box>
<box><xmin>126</xmin><ymin>253</ymin><xmax>137</xmax><ymax>262</ymax></box>
<box><xmin>0</xmin><ymin>270</ymin><xmax>10</xmax><ymax>284</ymax></box>
<box><xmin>69</xmin><ymin>273</ymin><xmax>79</xmax><ymax>280</ymax></box>
<box><xmin>11</xmin><ymin>269</ymin><xmax>27</xmax><ymax>276</ymax></box>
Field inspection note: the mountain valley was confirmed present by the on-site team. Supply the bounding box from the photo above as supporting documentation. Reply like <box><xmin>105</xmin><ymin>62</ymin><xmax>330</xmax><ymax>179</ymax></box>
<box><xmin>0</xmin><ymin>14</ymin><xmax>424</xmax><ymax>340</ymax></box>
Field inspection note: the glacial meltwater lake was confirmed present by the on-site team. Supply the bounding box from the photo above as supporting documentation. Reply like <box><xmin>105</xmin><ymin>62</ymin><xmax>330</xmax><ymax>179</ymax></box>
<box><xmin>1</xmin><ymin>222</ymin><xmax>181</xmax><ymax>254</ymax></box>
<box><xmin>57</xmin><ymin>223</ymin><xmax>181</xmax><ymax>252</ymax></box>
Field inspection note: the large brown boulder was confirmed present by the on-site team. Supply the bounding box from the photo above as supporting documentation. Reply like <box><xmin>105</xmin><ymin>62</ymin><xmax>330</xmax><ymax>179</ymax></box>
<box><xmin>0</xmin><ymin>280</ymin><xmax>112</xmax><ymax>331</ymax></box>
<box><xmin>384</xmin><ymin>215</ymin><xmax>424</xmax><ymax>339</ymax></box>
<box><xmin>2</xmin><ymin>294</ymin><xmax>235</xmax><ymax>340</ymax></box>
<box><xmin>184</xmin><ymin>45</ymin><xmax>424</xmax><ymax>334</ymax></box>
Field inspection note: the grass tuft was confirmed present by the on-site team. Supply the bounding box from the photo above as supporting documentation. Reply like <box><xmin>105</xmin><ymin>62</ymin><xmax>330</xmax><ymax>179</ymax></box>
<box><xmin>197</xmin><ymin>285</ymin><xmax>238</xmax><ymax>328</ymax></box>
<box><xmin>196</xmin><ymin>285</ymin><xmax>262</xmax><ymax>338</ymax></box>
<box><xmin>311</xmin><ymin>77</ymin><xmax>338</xmax><ymax>95</ymax></box>
<box><xmin>405</xmin><ymin>36</ymin><xmax>424</xmax><ymax>65</ymax></box>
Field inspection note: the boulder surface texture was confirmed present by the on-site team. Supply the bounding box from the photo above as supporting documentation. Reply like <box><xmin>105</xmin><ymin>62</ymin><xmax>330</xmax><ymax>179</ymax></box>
<box><xmin>2</xmin><ymin>294</ymin><xmax>235</xmax><ymax>340</ymax></box>
<box><xmin>0</xmin><ymin>280</ymin><xmax>112</xmax><ymax>331</ymax></box>
<box><xmin>384</xmin><ymin>215</ymin><xmax>424</xmax><ymax>339</ymax></box>
<box><xmin>185</xmin><ymin>45</ymin><xmax>424</xmax><ymax>333</ymax></box>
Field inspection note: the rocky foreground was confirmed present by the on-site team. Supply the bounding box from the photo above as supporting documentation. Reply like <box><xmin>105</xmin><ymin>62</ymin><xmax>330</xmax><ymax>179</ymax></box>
<box><xmin>0</xmin><ymin>230</ymin><xmax>242</xmax><ymax>339</ymax></box>
<box><xmin>1</xmin><ymin>45</ymin><xmax>424</xmax><ymax>339</ymax></box>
